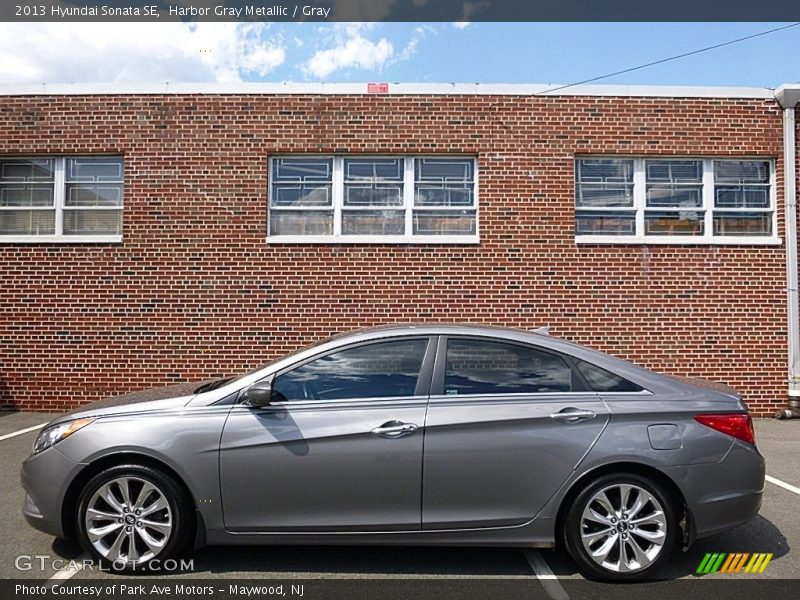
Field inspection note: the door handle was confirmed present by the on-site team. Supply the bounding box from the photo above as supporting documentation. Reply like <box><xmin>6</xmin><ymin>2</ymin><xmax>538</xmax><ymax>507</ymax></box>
<box><xmin>371</xmin><ymin>420</ymin><xmax>418</xmax><ymax>438</ymax></box>
<box><xmin>550</xmin><ymin>408</ymin><xmax>596</xmax><ymax>423</ymax></box>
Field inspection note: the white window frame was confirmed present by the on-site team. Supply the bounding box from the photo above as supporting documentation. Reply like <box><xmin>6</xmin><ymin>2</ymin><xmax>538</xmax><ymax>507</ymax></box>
<box><xmin>0</xmin><ymin>156</ymin><xmax>123</xmax><ymax>244</ymax></box>
<box><xmin>575</xmin><ymin>156</ymin><xmax>780</xmax><ymax>245</ymax></box>
<box><xmin>267</xmin><ymin>155</ymin><xmax>479</xmax><ymax>244</ymax></box>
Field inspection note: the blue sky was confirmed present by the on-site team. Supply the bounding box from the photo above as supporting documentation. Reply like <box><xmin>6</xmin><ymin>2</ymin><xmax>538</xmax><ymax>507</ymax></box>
<box><xmin>1</xmin><ymin>22</ymin><xmax>798</xmax><ymax>87</ymax></box>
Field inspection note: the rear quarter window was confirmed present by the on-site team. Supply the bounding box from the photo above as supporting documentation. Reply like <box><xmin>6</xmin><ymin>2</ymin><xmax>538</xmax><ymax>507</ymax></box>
<box><xmin>575</xmin><ymin>359</ymin><xmax>644</xmax><ymax>393</ymax></box>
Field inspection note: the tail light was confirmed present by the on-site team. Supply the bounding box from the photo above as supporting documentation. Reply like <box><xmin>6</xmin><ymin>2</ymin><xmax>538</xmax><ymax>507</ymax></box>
<box><xmin>694</xmin><ymin>413</ymin><xmax>755</xmax><ymax>445</ymax></box>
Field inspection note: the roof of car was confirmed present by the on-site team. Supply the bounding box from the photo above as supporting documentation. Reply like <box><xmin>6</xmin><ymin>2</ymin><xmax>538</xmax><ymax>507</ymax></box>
<box><xmin>324</xmin><ymin>323</ymin><xmax>547</xmax><ymax>339</ymax></box>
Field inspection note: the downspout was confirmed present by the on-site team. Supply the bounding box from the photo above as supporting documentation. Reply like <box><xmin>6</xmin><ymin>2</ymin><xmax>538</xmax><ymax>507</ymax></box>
<box><xmin>775</xmin><ymin>85</ymin><xmax>800</xmax><ymax>418</ymax></box>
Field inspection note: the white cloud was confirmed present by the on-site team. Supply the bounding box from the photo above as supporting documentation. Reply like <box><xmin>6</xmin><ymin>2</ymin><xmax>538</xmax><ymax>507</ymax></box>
<box><xmin>452</xmin><ymin>22</ymin><xmax>471</xmax><ymax>30</ymax></box>
<box><xmin>395</xmin><ymin>25</ymin><xmax>437</xmax><ymax>63</ymax></box>
<box><xmin>0</xmin><ymin>23</ymin><xmax>285</xmax><ymax>84</ymax></box>
<box><xmin>302</xmin><ymin>26</ymin><xmax>394</xmax><ymax>79</ymax></box>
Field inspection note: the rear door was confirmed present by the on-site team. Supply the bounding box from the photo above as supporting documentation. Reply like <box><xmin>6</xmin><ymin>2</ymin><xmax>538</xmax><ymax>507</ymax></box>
<box><xmin>422</xmin><ymin>335</ymin><xmax>609</xmax><ymax>529</ymax></box>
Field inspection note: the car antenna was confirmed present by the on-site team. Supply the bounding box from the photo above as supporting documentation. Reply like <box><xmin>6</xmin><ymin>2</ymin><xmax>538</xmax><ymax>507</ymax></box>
<box><xmin>530</xmin><ymin>326</ymin><xmax>550</xmax><ymax>335</ymax></box>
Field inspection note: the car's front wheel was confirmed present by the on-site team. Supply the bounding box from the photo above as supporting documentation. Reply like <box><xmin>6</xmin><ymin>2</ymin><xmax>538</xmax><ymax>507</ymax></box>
<box><xmin>76</xmin><ymin>464</ymin><xmax>192</xmax><ymax>572</ymax></box>
<box><xmin>563</xmin><ymin>473</ymin><xmax>676</xmax><ymax>580</ymax></box>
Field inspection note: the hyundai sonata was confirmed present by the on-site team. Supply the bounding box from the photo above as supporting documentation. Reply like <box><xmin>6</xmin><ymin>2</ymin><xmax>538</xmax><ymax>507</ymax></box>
<box><xmin>21</xmin><ymin>325</ymin><xmax>764</xmax><ymax>579</ymax></box>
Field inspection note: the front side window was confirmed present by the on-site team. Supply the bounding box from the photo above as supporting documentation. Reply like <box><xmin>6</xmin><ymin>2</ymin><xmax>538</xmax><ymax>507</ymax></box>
<box><xmin>271</xmin><ymin>338</ymin><xmax>428</xmax><ymax>402</ymax></box>
<box><xmin>444</xmin><ymin>338</ymin><xmax>574</xmax><ymax>396</ymax></box>
<box><xmin>268</xmin><ymin>156</ymin><xmax>478</xmax><ymax>242</ymax></box>
<box><xmin>0</xmin><ymin>156</ymin><xmax>123</xmax><ymax>242</ymax></box>
<box><xmin>575</xmin><ymin>157</ymin><xmax>775</xmax><ymax>243</ymax></box>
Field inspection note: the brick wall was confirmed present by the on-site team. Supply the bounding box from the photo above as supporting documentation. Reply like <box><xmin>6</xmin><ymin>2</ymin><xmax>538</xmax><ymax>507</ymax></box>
<box><xmin>0</xmin><ymin>93</ymin><xmax>788</xmax><ymax>414</ymax></box>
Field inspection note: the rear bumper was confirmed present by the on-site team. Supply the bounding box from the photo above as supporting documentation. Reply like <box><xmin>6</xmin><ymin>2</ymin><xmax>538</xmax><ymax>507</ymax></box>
<box><xmin>665</xmin><ymin>440</ymin><xmax>765</xmax><ymax>540</ymax></box>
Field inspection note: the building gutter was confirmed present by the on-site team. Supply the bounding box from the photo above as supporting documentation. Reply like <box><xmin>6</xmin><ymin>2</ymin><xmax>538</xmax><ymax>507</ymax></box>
<box><xmin>775</xmin><ymin>85</ymin><xmax>800</xmax><ymax>416</ymax></box>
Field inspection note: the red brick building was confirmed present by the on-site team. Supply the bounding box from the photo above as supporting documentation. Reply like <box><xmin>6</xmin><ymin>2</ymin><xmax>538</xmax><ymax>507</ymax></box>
<box><xmin>1</xmin><ymin>82</ymin><xmax>798</xmax><ymax>415</ymax></box>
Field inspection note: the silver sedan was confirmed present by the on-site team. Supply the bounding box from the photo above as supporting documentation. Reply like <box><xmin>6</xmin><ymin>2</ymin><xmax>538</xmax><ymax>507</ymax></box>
<box><xmin>21</xmin><ymin>325</ymin><xmax>764</xmax><ymax>579</ymax></box>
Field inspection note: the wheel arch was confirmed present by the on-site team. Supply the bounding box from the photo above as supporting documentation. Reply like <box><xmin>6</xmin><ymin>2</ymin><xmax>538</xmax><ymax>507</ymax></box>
<box><xmin>61</xmin><ymin>452</ymin><xmax>198</xmax><ymax>540</ymax></box>
<box><xmin>554</xmin><ymin>461</ymin><xmax>689</xmax><ymax>548</ymax></box>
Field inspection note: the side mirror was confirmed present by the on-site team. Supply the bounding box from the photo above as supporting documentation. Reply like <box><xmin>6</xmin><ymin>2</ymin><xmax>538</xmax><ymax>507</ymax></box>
<box><xmin>242</xmin><ymin>380</ymin><xmax>273</xmax><ymax>407</ymax></box>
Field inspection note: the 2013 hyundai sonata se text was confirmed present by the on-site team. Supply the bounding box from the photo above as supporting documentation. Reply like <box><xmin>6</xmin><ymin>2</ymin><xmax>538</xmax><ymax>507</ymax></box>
<box><xmin>21</xmin><ymin>325</ymin><xmax>765</xmax><ymax>579</ymax></box>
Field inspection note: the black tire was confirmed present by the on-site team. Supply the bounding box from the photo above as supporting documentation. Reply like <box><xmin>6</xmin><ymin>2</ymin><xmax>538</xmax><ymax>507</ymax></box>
<box><xmin>76</xmin><ymin>464</ymin><xmax>193</xmax><ymax>573</ymax></box>
<box><xmin>563</xmin><ymin>472</ymin><xmax>677</xmax><ymax>581</ymax></box>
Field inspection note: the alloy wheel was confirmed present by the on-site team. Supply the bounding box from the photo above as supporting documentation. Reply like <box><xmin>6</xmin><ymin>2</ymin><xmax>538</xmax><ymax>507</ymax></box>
<box><xmin>579</xmin><ymin>483</ymin><xmax>667</xmax><ymax>573</ymax></box>
<box><xmin>84</xmin><ymin>476</ymin><xmax>173</xmax><ymax>565</ymax></box>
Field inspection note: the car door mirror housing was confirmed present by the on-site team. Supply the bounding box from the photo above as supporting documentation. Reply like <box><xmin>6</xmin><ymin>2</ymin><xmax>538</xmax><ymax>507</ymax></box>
<box><xmin>243</xmin><ymin>381</ymin><xmax>273</xmax><ymax>407</ymax></box>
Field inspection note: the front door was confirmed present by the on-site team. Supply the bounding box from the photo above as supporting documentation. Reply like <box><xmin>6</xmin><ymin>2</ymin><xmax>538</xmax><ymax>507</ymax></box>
<box><xmin>220</xmin><ymin>336</ymin><xmax>435</xmax><ymax>532</ymax></box>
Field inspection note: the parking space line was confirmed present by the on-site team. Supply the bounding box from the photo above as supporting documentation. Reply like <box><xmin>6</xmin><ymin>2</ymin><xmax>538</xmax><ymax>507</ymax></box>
<box><xmin>46</xmin><ymin>554</ymin><xmax>89</xmax><ymax>583</ymax></box>
<box><xmin>523</xmin><ymin>550</ymin><xmax>569</xmax><ymax>600</ymax></box>
<box><xmin>0</xmin><ymin>423</ymin><xmax>47</xmax><ymax>442</ymax></box>
<box><xmin>766</xmin><ymin>474</ymin><xmax>800</xmax><ymax>496</ymax></box>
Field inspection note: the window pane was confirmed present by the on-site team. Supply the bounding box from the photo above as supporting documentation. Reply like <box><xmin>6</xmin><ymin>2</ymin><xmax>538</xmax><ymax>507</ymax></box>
<box><xmin>344</xmin><ymin>185</ymin><xmax>403</xmax><ymax>207</ymax></box>
<box><xmin>575</xmin><ymin>211</ymin><xmax>635</xmax><ymax>235</ymax></box>
<box><xmin>344</xmin><ymin>158</ymin><xmax>403</xmax><ymax>181</ymax></box>
<box><xmin>646</xmin><ymin>185</ymin><xmax>702</xmax><ymax>208</ymax></box>
<box><xmin>413</xmin><ymin>210</ymin><xmax>476</xmax><ymax>235</ymax></box>
<box><xmin>343</xmin><ymin>158</ymin><xmax>403</xmax><ymax>208</ymax></box>
<box><xmin>713</xmin><ymin>213</ymin><xmax>772</xmax><ymax>237</ymax></box>
<box><xmin>272</xmin><ymin>158</ymin><xmax>332</xmax><ymax>181</ymax></box>
<box><xmin>576</xmin><ymin>184</ymin><xmax>633</xmax><ymax>208</ymax></box>
<box><xmin>0</xmin><ymin>210</ymin><xmax>55</xmax><ymax>235</ymax></box>
<box><xmin>445</xmin><ymin>339</ymin><xmax>573</xmax><ymax>395</ymax></box>
<box><xmin>0</xmin><ymin>158</ymin><xmax>54</xmax><ymax>182</ymax></box>
<box><xmin>415</xmin><ymin>185</ymin><xmax>473</xmax><ymax>207</ymax></box>
<box><xmin>0</xmin><ymin>184</ymin><xmax>53</xmax><ymax>207</ymax></box>
<box><xmin>714</xmin><ymin>186</ymin><xmax>770</xmax><ymax>209</ymax></box>
<box><xmin>415</xmin><ymin>158</ymin><xmax>473</xmax><ymax>182</ymax></box>
<box><xmin>269</xmin><ymin>210</ymin><xmax>333</xmax><ymax>236</ymax></box>
<box><xmin>271</xmin><ymin>184</ymin><xmax>331</xmax><ymax>208</ymax></box>
<box><xmin>646</xmin><ymin>160</ymin><xmax>702</xmax><ymax>183</ymax></box>
<box><xmin>342</xmin><ymin>210</ymin><xmax>405</xmax><ymax>235</ymax></box>
<box><xmin>414</xmin><ymin>158</ymin><xmax>475</xmax><ymax>209</ymax></box>
<box><xmin>714</xmin><ymin>160</ymin><xmax>769</xmax><ymax>184</ymax></box>
<box><xmin>575</xmin><ymin>360</ymin><xmax>643</xmax><ymax>393</ymax></box>
<box><xmin>66</xmin><ymin>157</ymin><xmax>123</xmax><ymax>182</ymax></box>
<box><xmin>644</xmin><ymin>211</ymin><xmax>704</xmax><ymax>236</ymax></box>
<box><xmin>271</xmin><ymin>339</ymin><xmax>428</xmax><ymax>402</ymax></box>
<box><xmin>65</xmin><ymin>183</ymin><xmax>123</xmax><ymax>207</ymax></box>
<box><xmin>271</xmin><ymin>158</ymin><xmax>333</xmax><ymax>211</ymax></box>
<box><xmin>576</xmin><ymin>159</ymin><xmax>633</xmax><ymax>184</ymax></box>
<box><xmin>63</xmin><ymin>209</ymin><xmax>122</xmax><ymax>235</ymax></box>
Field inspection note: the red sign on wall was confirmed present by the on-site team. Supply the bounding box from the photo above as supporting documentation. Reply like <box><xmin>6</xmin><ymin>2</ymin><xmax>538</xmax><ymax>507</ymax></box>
<box><xmin>367</xmin><ymin>83</ymin><xmax>389</xmax><ymax>94</ymax></box>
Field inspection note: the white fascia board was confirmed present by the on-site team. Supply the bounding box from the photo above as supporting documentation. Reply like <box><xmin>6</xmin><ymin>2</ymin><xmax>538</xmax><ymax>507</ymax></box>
<box><xmin>0</xmin><ymin>82</ymin><xmax>778</xmax><ymax>100</ymax></box>
<box><xmin>776</xmin><ymin>84</ymin><xmax>800</xmax><ymax>108</ymax></box>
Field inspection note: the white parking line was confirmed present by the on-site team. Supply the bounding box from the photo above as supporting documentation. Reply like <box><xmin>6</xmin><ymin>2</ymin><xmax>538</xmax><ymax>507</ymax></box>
<box><xmin>46</xmin><ymin>555</ymin><xmax>89</xmax><ymax>583</ymax></box>
<box><xmin>523</xmin><ymin>550</ymin><xmax>569</xmax><ymax>600</ymax></box>
<box><xmin>0</xmin><ymin>423</ymin><xmax>47</xmax><ymax>442</ymax></box>
<box><xmin>766</xmin><ymin>474</ymin><xmax>800</xmax><ymax>496</ymax></box>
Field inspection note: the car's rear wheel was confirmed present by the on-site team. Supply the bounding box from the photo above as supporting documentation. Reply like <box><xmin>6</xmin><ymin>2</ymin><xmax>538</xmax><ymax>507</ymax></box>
<box><xmin>76</xmin><ymin>464</ymin><xmax>192</xmax><ymax>572</ymax></box>
<box><xmin>564</xmin><ymin>473</ymin><xmax>676</xmax><ymax>580</ymax></box>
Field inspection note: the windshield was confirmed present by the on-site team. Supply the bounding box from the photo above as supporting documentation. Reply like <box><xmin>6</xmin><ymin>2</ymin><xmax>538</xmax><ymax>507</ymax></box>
<box><xmin>194</xmin><ymin>333</ymin><xmax>342</xmax><ymax>394</ymax></box>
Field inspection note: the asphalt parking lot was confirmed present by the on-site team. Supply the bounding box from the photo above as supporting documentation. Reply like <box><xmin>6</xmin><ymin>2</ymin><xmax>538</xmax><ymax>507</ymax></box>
<box><xmin>1</xmin><ymin>410</ymin><xmax>798</xmax><ymax>597</ymax></box>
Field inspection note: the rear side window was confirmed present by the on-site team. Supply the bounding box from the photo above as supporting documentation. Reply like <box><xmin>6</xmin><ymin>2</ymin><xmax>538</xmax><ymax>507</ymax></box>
<box><xmin>575</xmin><ymin>359</ymin><xmax>643</xmax><ymax>393</ymax></box>
<box><xmin>444</xmin><ymin>338</ymin><xmax>574</xmax><ymax>395</ymax></box>
<box><xmin>271</xmin><ymin>338</ymin><xmax>428</xmax><ymax>402</ymax></box>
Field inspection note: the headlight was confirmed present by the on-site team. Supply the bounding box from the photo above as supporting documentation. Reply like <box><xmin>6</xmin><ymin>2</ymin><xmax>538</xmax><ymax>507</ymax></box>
<box><xmin>32</xmin><ymin>418</ymin><xmax>96</xmax><ymax>454</ymax></box>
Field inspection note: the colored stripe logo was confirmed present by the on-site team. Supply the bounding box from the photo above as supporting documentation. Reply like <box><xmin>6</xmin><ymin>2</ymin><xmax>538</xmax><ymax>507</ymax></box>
<box><xmin>696</xmin><ymin>553</ymin><xmax>773</xmax><ymax>574</ymax></box>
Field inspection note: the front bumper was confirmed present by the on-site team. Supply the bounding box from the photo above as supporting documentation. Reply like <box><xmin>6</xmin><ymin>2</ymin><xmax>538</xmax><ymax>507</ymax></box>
<box><xmin>20</xmin><ymin>446</ymin><xmax>82</xmax><ymax>538</ymax></box>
